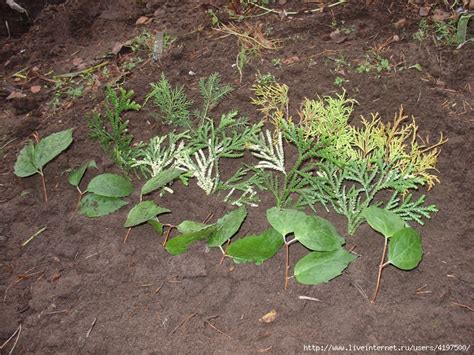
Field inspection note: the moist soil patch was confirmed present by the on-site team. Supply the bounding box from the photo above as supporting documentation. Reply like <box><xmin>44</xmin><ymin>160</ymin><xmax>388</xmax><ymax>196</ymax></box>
<box><xmin>1</xmin><ymin>1</ymin><xmax>473</xmax><ymax>353</ymax></box>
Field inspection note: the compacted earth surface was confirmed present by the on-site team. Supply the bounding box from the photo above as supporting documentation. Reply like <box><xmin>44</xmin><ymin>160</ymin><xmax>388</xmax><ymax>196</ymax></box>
<box><xmin>0</xmin><ymin>0</ymin><xmax>473</xmax><ymax>353</ymax></box>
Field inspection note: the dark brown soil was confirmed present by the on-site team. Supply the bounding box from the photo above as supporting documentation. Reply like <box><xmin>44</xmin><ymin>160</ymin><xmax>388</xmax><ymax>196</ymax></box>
<box><xmin>1</xmin><ymin>1</ymin><xmax>473</xmax><ymax>354</ymax></box>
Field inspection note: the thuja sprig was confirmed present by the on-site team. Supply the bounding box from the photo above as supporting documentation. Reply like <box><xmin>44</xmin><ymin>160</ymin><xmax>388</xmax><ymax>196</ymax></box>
<box><xmin>145</xmin><ymin>73</ymin><xmax>193</xmax><ymax>128</ymax></box>
<box><xmin>248</xmin><ymin>130</ymin><xmax>285</xmax><ymax>174</ymax></box>
<box><xmin>294</xmin><ymin>99</ymin><xmax>445</xmax><ymax>235</ymax></box>
<box><xmin>88</xmin><ymin>86</ymin><xmax>141</xmax><ymax>170</ymax></box>
<box><xmin>299</xmin><ymin>92</ymin><xmax>356</xmax><ymax>164</ymax></box>
<box><xmin>300</xmin><ymin>158</ymin><xmax>421</xmax><ymax>234</ymax></box>
<box><xmin>195</xmin><ymin>72</ymin><xmax>234</xmax><ymax>121</ymax></box>
<box><xmin>176</xmin><ymin>144</ymin><xmax>221</xmax><ymax>195</ymax></box>
<box><xmin>251</xmin><ymin>81</ymin><xmax>289</xmax><ymax>125</ymax></box>
<box><xmin>385</xmin><ymin>192</ymin><xmax>438</xmax><ymax>225</ymax></box>
<box><xmin>299</xmin><ymin>144</ymin><xmax>443</xmax><ymax>235</ymax></box>
<box><xmin>192</xmin><ymin>111</ymin><xmax>262</xmax><ymax>158</ymax></box>
<box><xmin>130</xmin><ymin>132</ymin><xmax>188</xmax><ymax>178</ymax></box>
<box><xmin>176</xmin><ymin>111</ymin><xmax>262</xmax><ymax>195</ymax></box>
<box><xmin>347</xmin><ymin>107</ymin><xmax>446</xmax><ymax>190</ymax></box>
<box><xmin>223</xmin><ymin>118</ymin><xmax>325</xmax><ymax>208</ymax></box>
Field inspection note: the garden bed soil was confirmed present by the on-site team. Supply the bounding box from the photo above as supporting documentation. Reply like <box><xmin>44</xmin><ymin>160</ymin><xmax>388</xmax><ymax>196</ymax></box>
<box><xmin>1</xmin><ymin>0</ymin><xmax>473</xmax><ymax>353</ymax></box>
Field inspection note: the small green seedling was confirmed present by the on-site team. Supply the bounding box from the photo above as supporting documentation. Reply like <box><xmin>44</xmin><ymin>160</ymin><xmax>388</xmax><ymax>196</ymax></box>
<box><xmin>376</xmin><ymin>57</ymin><xmax>391</xmax><ymax>73</ymax></box>
<box><xmin>271</xmin><ymin>58</ymin><xmax>282</xmax><ymax>68</ymax></box>
<box><xmin>408</xmin><ymin>63</ymin><xmax>423</xmax><ymax>72</ymax></box>
<box><xmin>123</xmin><ymin>200</ymin><xmax>170</xmax><ymax>243</ymax></box>
<box><xmin>79</xmin><ymin>173</ymin><xmax>133</xmax><ymax>217</ymax></box>
<box><xmin>68</xmin><ymin>160</ymin><xmax>97</xmax><ymax>209</ymax></box>
<box><xmin>207</xmin><ymin>9</ymin><xmax>220</xmax><ymax>27</ymax></box>
<box><xmin>334</xmin><ymin>76</ymin><xmax>346</xmax><ymax>87</ymax></box>
<box><xmin>14</xmin><ymin>128</ymin><xmax>74</xmax><ymax>202</ymax></box>
<box><xmin>227</xmin><ymin>208</ymin><xmax>356</xmax><ymax>289</ymax></box>
<box><xmin>363</xmin><ymin>206</ymin><xmax>423</xmax><ymax>303</ymax></box>
<box><xmin>356</xmin><ymin>62</ymin><xmax>370</xmax><ymax>74</ymax></box>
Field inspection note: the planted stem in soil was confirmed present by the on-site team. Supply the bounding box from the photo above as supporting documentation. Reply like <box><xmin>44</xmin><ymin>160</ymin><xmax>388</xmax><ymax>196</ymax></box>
<box><xmin>162</xmin><ymin>226</ymin><xmax>173</xmax><ymax>247</ymax></box>
<box><xmin>123</xmin><ymin>227</ymin><xmax>132</xmax><ymax>244</ymax></box>
<box><xmin>284</xmin><ymin>242</ymin><xmax>290</xmax><ymax>290</ymax></box>
<box><xmin>371</xmin><ymin>237</ymin><xmax>388</xmax><ymax>303</ymax></box>
<box><xmin>39</xmin><ymin>172</ymin><xmax>48</xmax><ymax>203</ymax></box>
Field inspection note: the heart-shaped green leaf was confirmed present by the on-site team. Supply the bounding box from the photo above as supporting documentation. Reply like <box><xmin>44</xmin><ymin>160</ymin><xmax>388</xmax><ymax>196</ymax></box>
<box><xmin>177</xmin><ymin>220</ymin><xmax>211</xmax><ymax>234</ymax></box>
<box><xmin>148</xmin><ymin>219</ymin><xmax>163</xmax><ymax>235</ymax></box>
<box><xmin>124</xmin><ymin>201</ymin><xmax>170</xmax><ymax>228</ymax></box>
<box><xmin>208</xmin><ymin>207</ymin><xmax>247</xmax><ymax>247</ymax></box>
<box><xmin>33</xmin><ymin>128</ymin><xmax>74</xmax><ymax>169</ymax></box>
<box><xmin>141</xmin><ymin>168</ymin><xmax>184</xmax><ymax>195</ymax></box>
<box><xmin>165</xmin><ymin>225</ymin><xmax>218</xmax><ymax>256</ymax></box>
<box><xmin>68</xmin><ymin>160</ymin><xmax>96</xmax><ymax>187</ymax></box>
<box><xmin>363</xmin><ymin>206</ymin><xmax>405</xmax><ymax>238</ymax></box>
<box><xmin>87</xmin><ymin>173</ymin><xmax>134</xmax><ymax>197</ymax></box>
<box><xmin>15</xmin><ymin>129</ymin><xmax>74</xmax><ymax>177</ymax></box>
<box><xmin>388</xmin><ymin>227</ymin><xmax>423</xmax><ymax>270</ymax></box>
<box><xmin>14</xmin><ymin>142</ymin><xmax>38</xmax><ymax>177</ymax></box>
<box><xmin>294</xmin><ymin>248</ymin><xmax>357</xmax><ymax>285</ymax></box>
<box><xmin>266</xmin><ymin>207</ymin><xmax>306</xmax><ymax>237</ymax></box>
<box><xmin>227</xmin><ymin>228</ymin><xmax>284</xmax><ymax>265</ymax></box>
<box><xmin>293</xmin><ymin>215</ymin><xmax>344</xmax><ymax>251</ymax></box>
<box><xmin>79</xmin><ymin>193</ymin><xmax>128</xmax><ymax>217</ymax></box>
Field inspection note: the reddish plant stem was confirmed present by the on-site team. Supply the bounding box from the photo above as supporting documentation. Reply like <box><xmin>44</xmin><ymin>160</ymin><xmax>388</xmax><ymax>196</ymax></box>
<box><xmin>371</xmin><ymin>237</ymin><xmax>388</xmax><ymax>304</ymax></box>
<box><xmin>39</xmin><ymin>173</ymin><xmax>48</xmax><ymax>203</ymax></box>
<box><xmin>203</xmin><ymin>213</ymin><xmax>213</xmax><ymax>224</ymax></box>
<box><xmin>219</xmin><ymin>240</ymin><xmax>231</xmax><ymax>265</ymax></box>
<box><xmin>284</xmin><ymin>242</ymin><xmax>290</xmax><ymax>290</ymax></box>
<box><xmin>75</xmin><ymin>188</ymin><xmax>84</xmax><ymax>211</ymax></box>
<box><xmin>162</xmin><ymin>226</ymin><xmax>173</xmax><ymax>247</ymax></box>
<box><xmin>123</xmin><ymin>227</ymin><xmax>132</xmax><ymax>244</ymax></box>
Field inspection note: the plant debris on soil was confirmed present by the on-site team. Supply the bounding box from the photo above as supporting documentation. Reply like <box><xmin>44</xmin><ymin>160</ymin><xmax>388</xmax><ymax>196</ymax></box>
<box><xmin>1</xmin><ymin>0</ymin><xmax>473</xmax><ymax>353</ymax></box>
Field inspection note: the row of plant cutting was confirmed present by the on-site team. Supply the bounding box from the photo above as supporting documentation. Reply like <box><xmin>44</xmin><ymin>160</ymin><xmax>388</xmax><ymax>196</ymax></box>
<box><xmin>14</xmin><ymin>72</ymin><xmax>445</xmax><ymax>302</ymax></box>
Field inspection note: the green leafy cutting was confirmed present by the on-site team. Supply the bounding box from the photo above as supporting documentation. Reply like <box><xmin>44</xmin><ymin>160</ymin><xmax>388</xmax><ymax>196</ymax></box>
<box><xmin>165</xmin><ymin>207</ymin><xmax>247</xmax><ymax>254</ymax></box>
<box><xmin>86</xmin><ymin>173</ymin><xmax>134</xmax><ymax>197</ymax></box>
<box><xmin>229</xmin><ymin>207</ymin><xmax>355</xmax><ymax>288</ymax></box>
<box><xmin>123</xmin><ymin>200</ymin><xmax>170</xmax><ymax>243</ymax></box>
<box><xmin>124</xmin><ymin>201</ymin><xmax>170</xmax><ymax>228</ymax></box>
<box><xmin>195</xmin><ymin>72</ymin><xmax>234</xmax><ymax>121</ymax></box>
<box><xmin>165</xmin><ymin>224</ymin><xmax>218</xmax><ymax>256</ymax></box>
<box><xmin>362</xmin><ymin>206</ymin><xmax>405</xmax><ymax>238</ymax></box>
<box><xmin>145</xmin><ymin>73</ymin><xmax>193</xmax><ymax>128</ymax></box>
<box><xmin>68</xmin><ymin>160</ymin><xmax>97</xmax><ymax>187</ymax></box>
<box><xmin>387</xmin><ymin>227</ymin><xmax>423</xmax><ymax>270</ymax></box>
<box><xmin>176</xmin><ymin>111</ymin><xmax>262</xmax><ymax>195</ymax></box>
<box><xmin>294</xmin><ymin>248</ymin><xmax>357</xmax><ymax>285</ymax></box>
<box><xmin>14</xmin><ymin>128</ymin><xmax>74</xmax><ymax>202</ymax></box>
<box><xmin>298</xmin><ymin>106</ymin><xmax>444</xmax><ymax>234</ymax></box>
<box><xmin>88</xmin><ymin>86</ymin><xmax>141</xmax><ymax>171</ymax></box>
<box><xmin>227</xmin><ymin>228</ymin><xmax>284</xmax><ymax>265</ymax></box>
<box><xmin>208</xmin><ymin>206</ymin><xmax>247</xmax><ymax>247</ymax></box>
<box><xmin>68</xmin><ymin>159</ymin><xmax>97</xmax><ymax>209</ymax></box>
<box><xmin>79</xmin><ymin>173</ymin><xmax>134</xmax><ymax>217</ymax></box>
<box><xmin>363</xmin><ymin>206</ymin><xmax>423</xmax><ymax>303</ymax></box>
<box><xmin>79</xmin><ymin>193</ymin><xmax>128</xmax><ymax>218</ymax></box>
